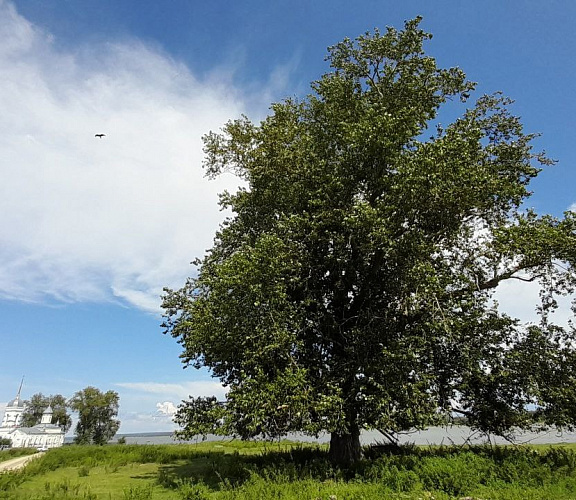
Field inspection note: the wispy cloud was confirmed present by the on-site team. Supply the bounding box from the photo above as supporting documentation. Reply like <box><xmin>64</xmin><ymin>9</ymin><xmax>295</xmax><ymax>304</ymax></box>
<box><xmin>2</xmin><ymin>0</ymin><xmax>571</xmax><ymax>328</ymax></box>
<box><xmin>115</xmin><ymin>381</ymin><xmax>226</xmax><ymax>400</ymax></box>
<box><xmin>0</xmin><ymin>1</ymin><xmax>252</xmax><ymax>312</ymax></box>
<box><xmin>116</xmin><ymin>410</ymin><xmax>178</xmax><ymax>434</ymax></box>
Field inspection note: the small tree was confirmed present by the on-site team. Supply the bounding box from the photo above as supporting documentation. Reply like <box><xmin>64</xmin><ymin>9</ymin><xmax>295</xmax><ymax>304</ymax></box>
<box><xmin>21</xmin><ymin>393</ymin><xmax>72</xmax><ymax>432</ymax></box>
<box><xmin>69</xmin><ymin>387</ymin><xmax>120</xmax><ymax>445</ymax></box>
<box><xmin>163</xmin><ymin>18</ymin><xmax>576</xmax><ymax>463</ymax></box>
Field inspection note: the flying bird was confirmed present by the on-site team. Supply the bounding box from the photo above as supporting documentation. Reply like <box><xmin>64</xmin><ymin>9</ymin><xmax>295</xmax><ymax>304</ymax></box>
<box><xmin>95</xmin><ymin>134</ymin><xmax>106</xmax><ymax>138</ymax></box>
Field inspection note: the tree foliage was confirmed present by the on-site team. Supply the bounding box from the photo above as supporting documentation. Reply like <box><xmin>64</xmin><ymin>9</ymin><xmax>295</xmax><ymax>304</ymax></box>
<box><xmin>21</xmin><ymin>393</ymin><xmax>72</xmax><ymax>432</ymax></box>
<box><xmin>163</xmin><ymin>18</ymin><xmax>576</xmax><ymax>462</ymax></box>
<box><xmin>69</xmin><ymin>387</ymin><xmax>120</xmax><ymax>445</ymax></box>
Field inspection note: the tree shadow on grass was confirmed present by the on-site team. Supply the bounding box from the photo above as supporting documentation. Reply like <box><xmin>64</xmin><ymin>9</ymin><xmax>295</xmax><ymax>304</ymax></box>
<box><xmin>130</xmin><ymin>472</ymin><xmax>158</xmax><ymax>480</ymax></box>
<box><xmin>152</xmin><ymin>443</ymin><xmax>576</xmax><ymax>497</ymax></box>
<box><xmin>154</xmin><ymin>445</ymin><xmax>385</xmax><ymax>492</ymax></box>
<box><xmin>157</xmin><ymin>452</ymin><xmax>254</xmax><ymax>491</ymax></box>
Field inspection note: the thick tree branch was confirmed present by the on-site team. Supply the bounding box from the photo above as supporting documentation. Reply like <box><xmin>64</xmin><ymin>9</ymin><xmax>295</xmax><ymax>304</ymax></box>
<box><xmin>450</xmin><ymin>262</ymin><xmax>543</xmax><ymax>299</ymax></box>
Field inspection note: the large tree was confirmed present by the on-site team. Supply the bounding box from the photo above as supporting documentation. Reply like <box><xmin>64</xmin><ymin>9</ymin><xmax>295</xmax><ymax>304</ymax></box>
<box><xmin>21</xmin><ymin>393</ymin><xmax>72</xmax><ymax>432</ymax></box>
<box><xmin>163</xmin><ymin>18</ymin><xmax>576</xmax><ymax>463</ymax></box>
<box><xmin>69</xmin><ymin>387</ymin><xmax>120</xmax><ymax>445</ymax></box>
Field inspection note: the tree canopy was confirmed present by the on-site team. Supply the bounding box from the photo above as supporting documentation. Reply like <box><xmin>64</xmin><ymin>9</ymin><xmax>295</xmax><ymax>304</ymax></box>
<box><xmin>163</xmin><ymin>18</ymin><xmax>576</xmax><ymax>463</ymax></box>
<box><xmin>69</xmin><ymin>387</ymin><xmax>120</xmax><ymax>445</ymax></box>
<box><xmin>21</xmin><ymin>393</ymin><xmax>72</xmax><ymax>432</ymax></box>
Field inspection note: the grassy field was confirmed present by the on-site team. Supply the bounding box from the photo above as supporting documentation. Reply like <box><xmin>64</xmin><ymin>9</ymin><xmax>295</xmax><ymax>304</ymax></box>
<box><xmin>2</xmin><ymin>440</ymin><xmax>576</xmax><ymax>499</ymax></box>
<box><xmin>0</xmin><ymin>448</ymin><xmax>37</xmax><ymax>464</ymax></box>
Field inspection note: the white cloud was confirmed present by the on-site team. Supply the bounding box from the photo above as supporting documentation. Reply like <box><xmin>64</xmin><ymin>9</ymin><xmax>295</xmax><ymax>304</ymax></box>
<box><xmin>2</xmin><ymin>0</ymin><xmax>571</xmax><ymax>330</ymax></box>
<box><xmin>491</xmin><ymin>207</ymin><xmax>576</xmax><ymax>326</ymax></box>
<box><xmin>111</xmin><ymin>382</ymin><xmax>226</xmax><ymax>433</ymax></box>
<box><xmin>0</xmin><ymin>1</ymin><xmax>252</xmax><ymax>312</ymax></box>
<box><xmin>493</xmin><ymin>279</ymin><xmax>542</xmax><ymax>324</ymax></box>
<box><xmin>493</xmin><ymin>273</ymin><xmax>574</xmax><ymax>327</ymax></box>
<box><xmin>156</xmin><ymin>401</ymin><xmax>177</xmax><ymax>416</ymax></box>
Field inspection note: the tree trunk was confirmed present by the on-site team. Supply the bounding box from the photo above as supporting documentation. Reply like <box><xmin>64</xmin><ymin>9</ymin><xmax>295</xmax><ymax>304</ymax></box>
<box><xmin>328</xmin><ymin>426</ymin><xmax>362</xmax><ymax>463</ymax></box>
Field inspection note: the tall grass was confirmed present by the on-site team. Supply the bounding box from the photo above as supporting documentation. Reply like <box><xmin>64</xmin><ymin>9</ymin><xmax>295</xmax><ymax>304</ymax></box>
<box><xmin>0</xmin><ymin>448</ymin><xmax>37</xmax><ymax>463</ymax></box>
<box><xmin>161</xmin><ymin>443</ymin><xmax>576</xmax><ymax>498</ymax></box>
<box><xmin>3</xmin><ymin>441</ymin><xmax>576</xmax><ymax>499</ymax></box>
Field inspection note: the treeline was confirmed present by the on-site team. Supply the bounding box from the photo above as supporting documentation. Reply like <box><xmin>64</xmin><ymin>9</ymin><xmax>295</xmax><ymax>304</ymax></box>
<box><xmin>21</xmin><ymin>386</ymin><xmax>120</xmax><ymax>445</ymax></box>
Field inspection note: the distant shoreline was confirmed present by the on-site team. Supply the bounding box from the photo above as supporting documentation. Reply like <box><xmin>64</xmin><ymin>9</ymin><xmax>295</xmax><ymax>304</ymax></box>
<box><xmin>63</xmin><ymin>426</ymin><xmax>576</xmax><ymax>446</ymax></box>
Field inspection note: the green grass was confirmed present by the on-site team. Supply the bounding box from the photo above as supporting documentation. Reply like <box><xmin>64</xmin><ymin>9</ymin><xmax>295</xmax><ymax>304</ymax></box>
<box><xmin>2</xmin><ymin>441</ymin><xmax>576</xmax><ymax>499</ymax></box>
<box><xmin>0</xmin><ymin>448</ymin><xmax>37</xmax><ymax>463</ymax></box>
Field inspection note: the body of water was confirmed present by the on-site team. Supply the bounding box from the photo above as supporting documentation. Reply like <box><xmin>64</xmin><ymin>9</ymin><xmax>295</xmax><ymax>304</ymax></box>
<box><xmin>66</xmin><ymin>427</ymin><xmax>576</xmax><ymax>446</ymax></box>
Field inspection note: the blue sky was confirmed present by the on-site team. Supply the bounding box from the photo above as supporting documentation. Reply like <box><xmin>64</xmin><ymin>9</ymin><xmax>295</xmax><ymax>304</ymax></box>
<box><xmin>0</xmin><ymin>0</ymin><xmax>575</xmax><ymax>434</ymax></box>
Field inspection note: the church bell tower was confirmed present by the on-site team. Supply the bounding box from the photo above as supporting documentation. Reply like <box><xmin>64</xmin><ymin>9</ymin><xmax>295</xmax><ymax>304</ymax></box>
<box><xmin>1</xmin><ymin>377</ymin><xmax>26</xmax><ymax>428</ymax></box>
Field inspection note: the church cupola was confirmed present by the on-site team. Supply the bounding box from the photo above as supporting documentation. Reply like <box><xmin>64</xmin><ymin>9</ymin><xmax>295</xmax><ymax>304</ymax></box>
<box><xmin>40</xmin><ymin>405</ymin><xmax>53</xmax><ymax>425</ymax></box>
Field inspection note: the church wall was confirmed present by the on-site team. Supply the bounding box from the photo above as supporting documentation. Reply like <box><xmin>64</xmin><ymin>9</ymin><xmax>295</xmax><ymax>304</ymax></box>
<box><xmin>0</xmin><ymin>392</ymin><xmax>65</xmax><ymax>449</ymax></box>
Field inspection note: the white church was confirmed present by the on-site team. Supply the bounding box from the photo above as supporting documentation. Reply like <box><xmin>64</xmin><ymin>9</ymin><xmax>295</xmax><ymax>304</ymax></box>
<box><xmin>0</xmin><ymin>384</ymin><xmax>65</xmax><ymax>449</ymax></box>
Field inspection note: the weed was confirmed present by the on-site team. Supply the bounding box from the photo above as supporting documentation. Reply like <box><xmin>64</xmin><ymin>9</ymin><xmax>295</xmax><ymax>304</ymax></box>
<box><xmin>157</xmin><ymin>467</ymin><xmax>178</xmax><ymax>489</ymax></box>
<box><xmin>123</xmin><ymin>484</ymin><xmax>153</xmax><ymax>499</ymax></box>
<box><xmin>37</xmin><ymin>479</ymin><xmax>88</xmax><ymax>499</ymax></box>
<box><xmin>77</xmin><ymin>465</ymin><xmax>91</xmax><ymax>477</ymax></box>
<box><xmin>177</xmin><ymin>481</ymin><xmax>211</xmax><ymax>500</ymax></box>
<box><xmin>0</xmin><ymin>470</ymin><xmax>26</xmax><ymax>492</ymax></box>
<box><xmin>104</xmin><ymin>460</ymin><xmax>120</xmax><ymax>473</ymax></box>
